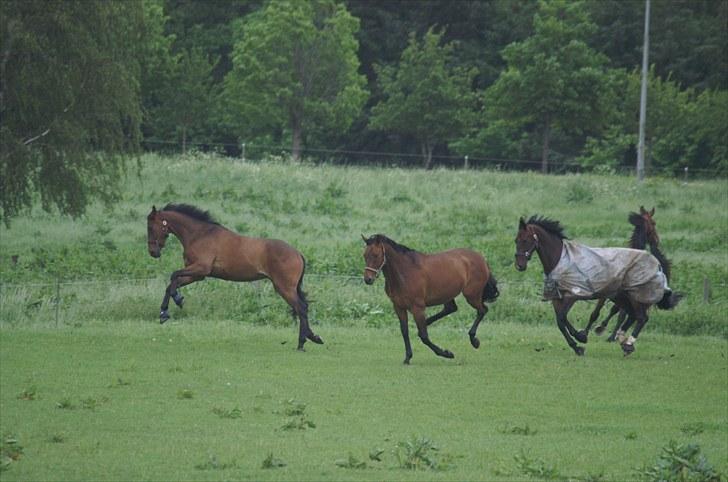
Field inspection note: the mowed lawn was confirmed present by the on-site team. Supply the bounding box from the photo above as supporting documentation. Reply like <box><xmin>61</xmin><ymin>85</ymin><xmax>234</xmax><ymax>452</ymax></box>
<box><xmin>1</xmin><ymin>321</ymin><xmax>725</xmax><ymax>481</ymax></box>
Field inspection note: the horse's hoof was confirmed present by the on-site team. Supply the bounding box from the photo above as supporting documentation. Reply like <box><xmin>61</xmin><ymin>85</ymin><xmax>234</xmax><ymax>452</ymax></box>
<box><xmin>442</xmin><ymin>350</ymin><xmax>455</xmax><ymax>359</ymax></box>
<box><xmin>574</xmin><ymin>330</ymin><xmax>588</xmax><ymax>344</ymax></box>
<box><xmin>297</xmin><ymin>345</ymin><xmax>306</xmax><ymax>352</ymax></box>
<box><xmin>622</xmin><ymin>343</ymin><xmax>635</xmax><ymax>356</ymax></box>
<box><xmin>403</xmin><ymin>358</ymin><xmax>411</xmax><ymax>365</ymax></box>
<box><xmin>308</xmin><ymin>333</ymin><xmax>324</xmax><ymax>344</ymax></box>
<box><xmin>470</xmin><ymin>336</ymin><xmax>481</xmax><ymax>349</ymax></box>
<box><xmin>160</xmin><ymin>310</ymin><xmax>170</xmax><ymax>323</ymax></box>
<box><xmin>574</xmin><ymin>346</ymin><xmax>585</xmax><ymax>356</ymax></box>
<box><xmin>606</xmin><ymin>335</ymin><xmax>616</xmax><ymax>343</ymax></box>
<box><xmin>594</xmin><ymin>326</ymin><xmax>605</xmax><ymax>335</ymax></box>
<box><xmin>172</xmin><ymin>293</ymin><xmax>184</xmax><ymax>308</ymax></box>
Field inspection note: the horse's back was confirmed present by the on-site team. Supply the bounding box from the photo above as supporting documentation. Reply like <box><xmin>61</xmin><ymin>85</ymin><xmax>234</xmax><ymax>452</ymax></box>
<box><xmin>208</xmin><ymin>230</ymin><xmax>303</xmax><ymax>282</ymax></box>
<box><xmin>420</xmin><ymin>248</ymin><xmax>489</xmax><ymax>304</ymax></box>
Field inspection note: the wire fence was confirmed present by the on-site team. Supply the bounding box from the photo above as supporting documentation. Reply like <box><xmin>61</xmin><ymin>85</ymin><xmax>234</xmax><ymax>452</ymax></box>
<box><xmin>0</xmin><ymin>273</ymin><xmax>543</xmax><ymax>328</ymax></box>
<box><xmin>1</xmin><ymin>271</ymin><xmax>722</xmax><ymax>329</ymax></box>
<box><xmin>140</xmin><ymin>139</ymin><xmax>725</xmax><ymax>178</ymax></box>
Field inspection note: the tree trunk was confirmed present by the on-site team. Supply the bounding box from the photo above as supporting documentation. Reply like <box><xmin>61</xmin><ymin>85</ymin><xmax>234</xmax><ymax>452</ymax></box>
<box><xmin>541</xmin><ymin>117</ymin><xmax>550</xmax><ymax>174</ymax></box>
<box><xmin>291</xmin><ymin>116</ymin><xmax>303</xmax><ymax>161</ymax></box>
<box><xmin>182</xmin><ymin>125</ymin><xmax>187</xmax><ymax>155</ymax></box>
<box><xmin>422</xmin><ymin>142</ymin><xmax>434</xmax><ymax>170</ymax></box>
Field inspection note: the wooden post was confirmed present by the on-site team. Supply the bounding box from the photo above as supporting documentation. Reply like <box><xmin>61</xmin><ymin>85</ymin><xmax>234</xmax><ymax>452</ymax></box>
<box><xmin>55</xmin><ymin>277</ymin><xmax>61</xmax><ymax>327</ymax></box>
<box><xmin>464</xmin><ymin>155</ymin><xmax>469</xmax><ymax>169</ymax></box>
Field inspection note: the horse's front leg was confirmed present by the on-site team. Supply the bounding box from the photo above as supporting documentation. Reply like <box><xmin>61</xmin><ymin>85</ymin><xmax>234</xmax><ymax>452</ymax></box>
<box><xmin>412</xmin><ymin>305</ymin><xmax>454</xmax><ymax>360</ymax></box>
<box><xmin>552</xmin><ymin>299</ymin><xmax>584</xmax><ymax>356</ymax></box>
<box><xmin>394</xmin><ymin>306</ymin><xmax>413</xmax><ymax>364</ymax></box>
<box><xmin>159</xmin><ymin>264</ymin><xmax>209</xmax><ymax>323</ymax></box>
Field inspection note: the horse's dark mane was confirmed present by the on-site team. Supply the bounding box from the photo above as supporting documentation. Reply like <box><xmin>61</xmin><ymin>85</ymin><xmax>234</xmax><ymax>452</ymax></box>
<box><xmin>628</xmin><ymin>212</ymin><xmax>648</xmax><ymax>249</ymax></box>
<box><xmin>527</xmin><ymin>215</ymin><xmax>568</xmax><ymax>239</ymax></box>
<box><xmin>162</xmin><ymin>203</ymin><xmax>219</xmax><ymax>225</ymax></box>
<box><xmin>650</xmin><ymin>244</ymin><xmax>672</xmax><ymax>281</ymax></box>
<box><xmin>365</xmin><ymin>234</ymin><xmax>417</xmax><ymax>254</ymax></box>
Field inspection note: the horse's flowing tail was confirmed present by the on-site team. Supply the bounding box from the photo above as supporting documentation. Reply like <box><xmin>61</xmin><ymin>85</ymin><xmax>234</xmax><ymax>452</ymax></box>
<box><xmin>291</xmin><ymin>255</ymin><xmax>309</xmax><ymax>319</ymax></box>
<box><xmin>483</xmin><ymin>274</ymin><xmax>499</xmax><ymax>302</ymax></box>
<box><xmin>657</xmin><ymin>289</ymin><xmax>682</xmax><ymax>310</ymax></box>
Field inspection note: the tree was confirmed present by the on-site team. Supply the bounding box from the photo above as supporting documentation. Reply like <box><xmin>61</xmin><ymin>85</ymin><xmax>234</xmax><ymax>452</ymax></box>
<box><xmin>579</xmin><ymin>68</ymin><xmax>728</xmax><ymax>174</ymax></box>
<box><xmin>223</xmin><ymin>0</ymin><xmax>368</xmax><ymax>160</ymax></box>
<box><xmin>149</xmin><ymin>48</ymin><xmax>218</xmax><ymax>152</ymax></box>
<box><xmin>0</xmin><ymin>0</ymin><xmax>146</xmax><ymax>225</ymax></box>
<box><xmin>485</xmin><ymin>0</ymin><xmax>613</xmax><ymax>173</ymax></box>
<box><xmin>369</xmin><ymin>28</ymin><xmax>476</xmax><ymax>169</ymax></box>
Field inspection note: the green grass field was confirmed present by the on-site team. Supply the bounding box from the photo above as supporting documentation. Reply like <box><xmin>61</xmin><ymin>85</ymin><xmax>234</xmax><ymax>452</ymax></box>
<box><xmin>1</xmin><ymin>153</ymin><xmax>727</xmax><ymax>480</ymax></box>
<box><xmin>1</xmin><ymin>322</ymin><xmax>726</xmax><ymax>481</ymax></box>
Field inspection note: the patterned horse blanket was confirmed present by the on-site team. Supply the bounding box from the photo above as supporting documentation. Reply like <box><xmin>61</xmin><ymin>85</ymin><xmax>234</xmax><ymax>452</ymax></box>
<box><xmin>543</xmin><ymin>240</ymin><xmax>668</xmax><ymax>304</ymax></box>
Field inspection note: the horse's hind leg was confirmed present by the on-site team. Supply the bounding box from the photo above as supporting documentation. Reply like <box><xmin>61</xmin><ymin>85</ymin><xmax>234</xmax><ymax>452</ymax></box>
<box><xmin>426</xmin><ymin>300</ymin><xmax>457</xmax><ymax>326</ymax></box>
<box><xmin>621</xmin><ymin>305</ymin><xmax>648</xmax><ymax>356</ymax></box>
<box><xmin>463</xmin><ymin>292</ymin><xmax>487</xmax><ymax>349</ymax></box>
<box><xmin>606</xmin><ymin>310</ymin><xmax>627</xmax><ymax>342</ymax></box>
<box><xmin>412</xmin><ymin>305</ymin><xmax>454</xmax><ymax>359</ymax></box>
<box><xmin>595</xmin><ymin>303</ymin><xmax>621</xmax><ymax>336</ymax></box>
<box><xmin>272</xmin><ymin>282</ymin><xmax>321</xmax><ymax>351</ymax></box>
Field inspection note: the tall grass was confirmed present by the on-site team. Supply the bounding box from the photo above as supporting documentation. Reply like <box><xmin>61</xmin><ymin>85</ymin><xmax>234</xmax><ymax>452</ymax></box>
<box><xmin>1</xmin><ymin>152</ymin><xmax>726</xmax><ymax>336</ymax></box>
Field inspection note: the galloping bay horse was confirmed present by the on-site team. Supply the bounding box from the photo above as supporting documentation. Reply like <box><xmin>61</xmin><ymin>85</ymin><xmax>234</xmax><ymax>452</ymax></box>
<box><xmin>146</xmin><ymin>204</ymin><xmax>323</xmax><ymax>350</ymax></box>
<box><xmin>584</xmin><ymin>207</ymin><xmax>672</xmax><ymax>342</ymax></box>
<box><xmin>362</xmin><ymin>234</ymin><xmax>499</xmax><ymax>364</ymax></box>
<box><xmin>514</xmin><ymin>215</ymin><xmax>680</xmax><ymax>356</ymax></box>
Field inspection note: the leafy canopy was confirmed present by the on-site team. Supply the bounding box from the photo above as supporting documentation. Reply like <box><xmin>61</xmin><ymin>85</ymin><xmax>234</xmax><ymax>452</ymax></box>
<box><xmin>1</xmin><ymin>0</ymin><xmax>147</xmax><ymax>225</ymax></box>
<box><xmin>369</xmin><ymin>27</ymin><xmax>476</xmax><ymax>168</ymax></box>
<box><xmin>223</xmin><ymin>0</ymin><xmax>368</xmax><ymax>157</ymax></box>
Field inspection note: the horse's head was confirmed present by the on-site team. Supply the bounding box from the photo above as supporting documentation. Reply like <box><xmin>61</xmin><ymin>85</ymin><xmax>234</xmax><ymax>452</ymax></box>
<box><xmin>639</xmin><ymin>206</ymin><xmax>659</xmax><ymax>246</ymax></box>
<box><xmin>147</xmin><ymin>205</ymin><xmax>170</xmax><ymax>258</ymax></box>
<box><xmin>362</xmin><ymin>234</ymin><xmax>386</xmax><ymax>285</ymax></box>
<box><xmin>514</xmin><ymin>217</ymin><xmax>539</xmax><ymax>271</ymax></box>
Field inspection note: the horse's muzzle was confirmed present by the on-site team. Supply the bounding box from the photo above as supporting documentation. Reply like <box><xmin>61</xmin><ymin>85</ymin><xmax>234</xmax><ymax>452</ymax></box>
<box><xmin>149</xmin><ymin>248</ymin><xmax>161</xmax><ymax>258</ymax></box>
<box><xmin>364</xmin><ymin>277</ymin><xmax>374</xmax><ymax>285</ymax></box>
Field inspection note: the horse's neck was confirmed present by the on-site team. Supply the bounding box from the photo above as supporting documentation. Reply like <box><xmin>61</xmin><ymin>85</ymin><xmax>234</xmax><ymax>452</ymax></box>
<box><xmin>629</xmin><ymin>225</ymin><xmax>647</xmax><ymax>250</ymax></box>
<box><xmin>533</xmin><ymin>226</ymin><xmax>563</xmax><ymax>275</ymax></box>
<box><xmin>164</xmin><ymin>212</ymin><xmax>210</xmax><ymax>246</ymax></box>
<box><xmin>381</xmin><ymin>244</ymin><xmax>412</xmax><ymax>288</ymax></box>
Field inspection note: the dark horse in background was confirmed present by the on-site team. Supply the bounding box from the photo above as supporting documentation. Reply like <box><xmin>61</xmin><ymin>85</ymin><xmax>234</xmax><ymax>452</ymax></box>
<box><xmin>362</xmin><ymin>234</ymin><xmax>498</xmax><ymax>364</ymax></box>
<box><xmin>146</xmin><ymin>204</ymin><xmax>323</xmax><ymax>351</ymax></box>
<box><xmin>514</xmin><ymin>215</ymin><xmax>680</xmax><ymax>356</ymax></box>
<box><xmin>584</xmin><ymin>206</ymin><xmax>673</xmax><ymax>342</ymax></box>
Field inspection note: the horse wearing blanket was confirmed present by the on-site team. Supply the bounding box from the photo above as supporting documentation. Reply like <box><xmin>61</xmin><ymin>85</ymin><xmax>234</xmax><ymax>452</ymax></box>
<box><xmin>514</xmin><ymin>215</ymin><xmax>681</xmax><ymax>356</ymax></box>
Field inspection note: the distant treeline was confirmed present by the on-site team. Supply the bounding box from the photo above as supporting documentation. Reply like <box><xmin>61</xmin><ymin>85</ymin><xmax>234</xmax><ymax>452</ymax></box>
<box><xmin>1</xmin><ymin>0</ymin><xmax>726</xmax><ymax>223</ymax></box>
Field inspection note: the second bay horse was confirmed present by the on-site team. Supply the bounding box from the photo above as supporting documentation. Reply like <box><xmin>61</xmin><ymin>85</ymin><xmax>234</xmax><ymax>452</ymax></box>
<box><xmin>362</xmin><ymin>234</ymin><xmax>499</xmax><ymax>364</ymax></box>
<box><xmin>146</xmin><ymin>203</ymin><xmax>323</xmax><ymax>351</ymax></box>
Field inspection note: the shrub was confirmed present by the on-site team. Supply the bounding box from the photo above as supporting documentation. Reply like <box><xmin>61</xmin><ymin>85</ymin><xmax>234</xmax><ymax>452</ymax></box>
<box><xmin>638</xmin><ymin>440</ymin><xmax>722</xmax><ymax>482</ymax></box>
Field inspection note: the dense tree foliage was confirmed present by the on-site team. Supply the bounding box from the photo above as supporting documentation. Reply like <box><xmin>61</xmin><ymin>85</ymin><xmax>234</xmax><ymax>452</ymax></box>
<box><xmin>0</xmin><ymin>0</ymin><xmax>147</xmax><ymax>225</ymax></box>
<box><xmin>370</xmin><ymin>28</ymin><xmax>476</xmax><ymax>168</ymax></box>
<box><xmin>1</xmin><ymin>0</ymin><xmax>726</xmax><ymax>223</ymax></box>
<box><xmin>223</xmin><ymin>0</ymin><xmax>367</xmax><ymax>159</ymax></box>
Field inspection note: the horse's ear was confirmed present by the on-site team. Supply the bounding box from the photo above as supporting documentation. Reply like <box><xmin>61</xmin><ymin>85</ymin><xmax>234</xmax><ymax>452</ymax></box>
<box><xmin>361</xmin><ymin>234</ymin><xmax>368</xmax><ymax>244</ymax></box>
<box><xmin>649</xmin><ymin>207</ymin><xmax>655</xmax><ymax>216</ymax></box>
<box><xmin>152</xmin><ymin>205</ymin><xmax>157</xmax><ymax>213</ymax></box>
<box><xmin>519</xmin><ymin>217</ymin><xmax>526</xmax><ymax>230</ymax></box>
<box><xmin>639</xmin><ymin>205</ymin><xmax>647</xmax><ymax>215</ymax></box>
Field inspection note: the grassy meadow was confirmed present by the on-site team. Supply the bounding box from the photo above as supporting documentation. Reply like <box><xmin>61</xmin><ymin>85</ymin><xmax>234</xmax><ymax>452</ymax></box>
<box><xmin>1</xmin><ymin>152</ymin><xmax>727</xmax><ymax>480</ymax></box>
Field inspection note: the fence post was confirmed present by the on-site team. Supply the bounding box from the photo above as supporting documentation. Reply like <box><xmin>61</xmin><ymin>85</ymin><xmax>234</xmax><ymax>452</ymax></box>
<box><xmin>683</xmin><ymin>166</ymin><xmax>688</xmax><ymax>184</ymax></box>
<box><xmin>703</xmin><ymin>277</ymin><xmax>711</xmax><ymax>303</ymax></box>
<box><xmin>241</xmin><ymin>142</ymin><xmax>246</xmax><ymax>161</ymax></box>
<box><xmin>55</xmin><ymin>276</ymin><xmax>60</xmax><ymax>327</ymax></box>
<box><xmin>464</xmin><ymin>155</ymin><xmax>469</xmax><ymax>170</ymax></box>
